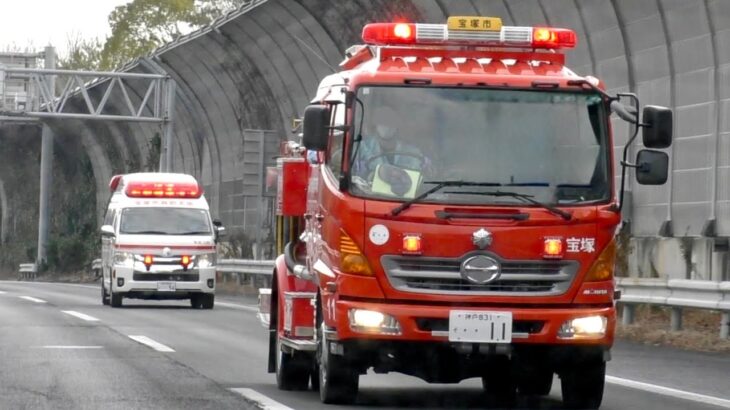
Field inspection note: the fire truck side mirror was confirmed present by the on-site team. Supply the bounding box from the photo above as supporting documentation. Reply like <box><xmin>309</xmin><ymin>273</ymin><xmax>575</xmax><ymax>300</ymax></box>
<box><xmin>642</xmin><ymin>105</ymin><xmax>672</xmax><ymax>149</ymax></box>
<box><xmin>302</xmin><ymin>104</ymin><xmax>330</xmax><ymax>151</ymax></box>
<box><xmin>635</xmin><ymin>149</ymin><xmax>669</xmax><ymax>185</ymax></box>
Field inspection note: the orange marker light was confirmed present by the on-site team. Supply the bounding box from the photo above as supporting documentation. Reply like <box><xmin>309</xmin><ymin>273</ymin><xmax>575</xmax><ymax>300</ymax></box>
<box><xmin>543</xmin><ymin>238</ymin><xmax>563</xmax><ymax>259</ymax></box>
<box><xmin>402</xmin><ymin>235</ymin><xmax>422</xmax><ymax>254</ymax></box>
<box><xmin>143</xmin><ymin>255</ymin><xmax>153</xmax><ymax>265</ymax></box>
<box><xmin>181</xmin><ymin>255</ymin><xmax>191</xmax><ymax>267</ymax></box>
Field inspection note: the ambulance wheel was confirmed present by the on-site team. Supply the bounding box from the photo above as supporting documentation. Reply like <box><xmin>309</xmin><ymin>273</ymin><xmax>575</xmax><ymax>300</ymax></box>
<box><xmin>201</xmin><ymin>294</ymin><xmax>214</xmax><ymax>309</ymax></box>
<box><xmin>317</xmin><ymin>322</ymin><xmax>358</xmax><ymax>404</ymax></box>
<box><xmin>110</xmin><ymin>289</ymin><xmax>123</xmax><ymax>308</ymax></box>
<box><xmin>275</xmin><ymin>336</ymin><xmax>310</xmax><ymax>390</ymax></box>
<box><xmin>560</xmin><ymin>361</ymin><xmax>605</xmax><ymax>409</ymax></box>
<box><xmin>101</xmin><ymin>282</ymin><xmax>109</xmax><ymax>305</ymax></box>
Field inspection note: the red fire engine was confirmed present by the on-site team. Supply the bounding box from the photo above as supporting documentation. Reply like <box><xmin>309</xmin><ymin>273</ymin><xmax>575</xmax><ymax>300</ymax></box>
<box><xmin>259</xmin><ymin>16</ymin><xmax>672</xmax><ymax>409</ymax></box>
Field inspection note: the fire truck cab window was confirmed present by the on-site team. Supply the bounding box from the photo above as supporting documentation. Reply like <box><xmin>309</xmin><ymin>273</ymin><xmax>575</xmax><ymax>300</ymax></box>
<box><xmin>350</xmin><ymin>86</ymin><xmax>609</xmax><ymax>205</ymax></box>
<box><xmin>325</xmin><ymin>102</ymin><xmax>345</xmax><ymax>179</ymax></box>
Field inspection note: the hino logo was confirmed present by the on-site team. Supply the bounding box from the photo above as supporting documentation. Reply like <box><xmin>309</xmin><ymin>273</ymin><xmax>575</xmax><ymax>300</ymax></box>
<box><xmin>472</xmin><ymin>228</ymin><xmax>492</xmax><ymax>249</ymax></box>
<box><xmin>460</xmin><ymin>255</ymin><xmax>501</xmax><ymax>285</ymax></box>
<box><xmin>162</xmin><ymin>247</ymin><xmax>172</xmax><ymax>257</ymax></box>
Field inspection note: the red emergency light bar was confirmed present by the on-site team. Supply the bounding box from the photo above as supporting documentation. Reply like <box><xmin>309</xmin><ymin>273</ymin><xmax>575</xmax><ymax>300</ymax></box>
<box><xmin>125</xmin><ymin>181</ymin><xmax>202</xmax><ymax>198</ymax></box>
<box><xmin>361</xmin><ymin>22</ymin><xmax>576</xmax><ymax>50</ymax></box>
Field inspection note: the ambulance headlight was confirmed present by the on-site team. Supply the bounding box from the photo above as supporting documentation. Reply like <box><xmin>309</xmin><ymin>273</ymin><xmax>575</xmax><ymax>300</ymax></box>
<box><xmin>558</xmin><ymin>315</ymin><xmax>607</xmax><ymax>339</ymax></box>
<box><xmin>195</xmin><ymin>253</ymin><xmax>217</xmax><ymax>269</ymax></box>
<box><xmin>114</xmin><ymin>252</ymin><xmax>135</xmax><ymax>268</ymax></box>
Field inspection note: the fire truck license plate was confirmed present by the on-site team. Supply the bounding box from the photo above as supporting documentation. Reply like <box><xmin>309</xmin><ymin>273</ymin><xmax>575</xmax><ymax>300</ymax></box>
<box><xmin>448</xmin><ymin>310</ymin><xmax>512</xmax><ymax>343</ymax></box>
<box><xmin>157</xmin><ymin>281</ymin><xmax>176</xmax><ymax>292</ymax></box>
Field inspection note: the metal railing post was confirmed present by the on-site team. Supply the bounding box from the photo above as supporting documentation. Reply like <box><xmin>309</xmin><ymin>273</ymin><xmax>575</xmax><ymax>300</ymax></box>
<box><xmin>622</xmin><ymin>304</ymin><xmax>636</xmax><ymax>326</ymax></box>
<box><xmin>721</xmin><ymin>313</ymin><xmax>729</xmax><ymax>339</ymax></box>
<box><xmin>670</xmin><ymin>307</ymin><xmax>683</xmax><ymax>331</ymax></box>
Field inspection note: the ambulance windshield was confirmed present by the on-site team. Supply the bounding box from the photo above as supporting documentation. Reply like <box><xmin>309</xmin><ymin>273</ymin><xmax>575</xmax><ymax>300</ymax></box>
<box><xmin>119</xmin><ymin>208</ymin><xmax>212</xmax><ymax>235</ymax></box>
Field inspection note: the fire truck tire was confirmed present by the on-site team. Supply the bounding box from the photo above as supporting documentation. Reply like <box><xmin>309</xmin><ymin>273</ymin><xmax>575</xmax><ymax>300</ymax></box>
<box><xmin>101</xmin><ymin>282</ymin><xmax>109</xmax><ymax>305</ymax></box>
<box><xmin>317</xmin><ymin>322</ymin><xmax>358</xmax><ymax>404</ymax></box>
<box><xmin>110</xmin><ymin>290</ymin><xmax>123</xmax><ymax>308</ymax></box>
<box><xmin>517</xmin><ymin>368</ymin><xmax>553</xmax><ymax>396</ymax></box>
<box><xmin>481</xmin><ymin>358</ymin><xmax>517</xmax><ymax>407</ymax></box>
<box><xmin>560</xmin><ymin>361</ymin><xmax>605</xmax><ymax>409</ymax></box>
<box><xmin>275</xmin><ymin>336</ymin><xmax>310</xmax><ymax>391</ymax></box>
<box><xmin>201</xmin><ymin>294</ymin><xmax>214</xmax><ymax>309</ymax></box>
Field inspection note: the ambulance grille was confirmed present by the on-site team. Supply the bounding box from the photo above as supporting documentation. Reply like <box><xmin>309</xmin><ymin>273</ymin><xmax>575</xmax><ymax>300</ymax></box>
<box><xmin>381</xmin><ymin>253</ymin><xmax>578</xmax><ymax>296</ymax></box>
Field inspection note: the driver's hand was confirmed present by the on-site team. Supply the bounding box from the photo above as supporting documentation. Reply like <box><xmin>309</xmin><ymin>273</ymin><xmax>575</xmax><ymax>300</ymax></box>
<box><xmin>351</xmin><ymin>175</ymin><xmax>371</xmax><ymax>191</ymax></box>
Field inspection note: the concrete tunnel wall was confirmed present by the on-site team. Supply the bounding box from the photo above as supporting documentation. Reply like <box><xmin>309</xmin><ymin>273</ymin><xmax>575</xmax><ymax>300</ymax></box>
<box><xmin>42</xmin><ymin>0</ymin><xmax>730</xmax><ymax>274</ymax></box>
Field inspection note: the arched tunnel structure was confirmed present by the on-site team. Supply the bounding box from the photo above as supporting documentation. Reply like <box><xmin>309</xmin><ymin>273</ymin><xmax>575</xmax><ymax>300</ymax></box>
<box><xmin>1</xmin><ymin>0</ymin><xmax>729</xmax><ymax>279</ymax></box>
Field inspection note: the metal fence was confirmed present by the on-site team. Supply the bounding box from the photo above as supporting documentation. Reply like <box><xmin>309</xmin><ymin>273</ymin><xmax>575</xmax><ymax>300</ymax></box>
<box><xmin>207</xmin><ymin>259</ymin><xmax>730</xmax><ymax>339</ymax></box>
<box><xmin>21</xmin><ymin>257</ymin><xmax>729</xmax><ymax>338</ymax></box>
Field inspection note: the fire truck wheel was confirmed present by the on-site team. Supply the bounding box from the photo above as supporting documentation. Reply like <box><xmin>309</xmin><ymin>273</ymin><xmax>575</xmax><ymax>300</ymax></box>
<box><xmin>481</xmin><ymin>357</ymin><xmax>517</xmax><ymax>407</ymax></box>
<box><xmin>110</xmin><ymin>289</ymin><xmax>123</xmax><ymax>308</ymax></box>
<box><xmin>317</xmin><ymin>322</ymin><xmax>358</xmax><ymax>404</ymax></box>
<box><xmin>560</xmin><ymin>361</ymin><xmax>605</xmax><ymax>409</ymax></box>
<box><xmin>275</xmin><ymin>336</ymin><xmax>310</xmax><ymax>391</ymax></box>
<box><xmin>201</xmin><ymin>294</ymin><xmax>215</xmax><ymax>309</ymax></box>
<box><xmin>517</xmin><ymin>367</ymin><xmax>553</xmax><ymax>396</ymax></box>
<box><xmin>101</xmin><ymin>282</ymin><xmax>109</xmax><ymax>306</ymax></box>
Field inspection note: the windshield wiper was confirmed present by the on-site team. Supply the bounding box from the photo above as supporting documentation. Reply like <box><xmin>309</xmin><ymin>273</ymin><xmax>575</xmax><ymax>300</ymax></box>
<box><xmin>176</xmin><ymin>231</ymin><xmax>212</xmax><ymax>235</ymax></box>
<box><xmin>391</xmin><ymin>180</ymin><xmax>501</xmax><ymax>216</ymax></box>
<box><xmin>445</xmin><ymin>190</ymin><xmax>573</xmax><ymax>221</ymax></box>
<box><xmin>124</xmin><ymin>230</ymin><xmax>169</xmax><ymax>235</ymax></box>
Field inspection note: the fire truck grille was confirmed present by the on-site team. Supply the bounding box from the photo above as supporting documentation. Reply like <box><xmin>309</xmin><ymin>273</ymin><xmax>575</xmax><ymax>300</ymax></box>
<box><xmin>381</xmin><ymin>254</ymin><xmax>578</xmax><ymax>296</ymax></box>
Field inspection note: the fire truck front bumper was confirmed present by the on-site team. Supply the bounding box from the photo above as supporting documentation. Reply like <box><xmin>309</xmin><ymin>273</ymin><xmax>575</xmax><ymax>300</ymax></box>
<box><xmin>333</xmin><ymin>299</ymin><xmax>615</xmax><ymax>347</ymax></box>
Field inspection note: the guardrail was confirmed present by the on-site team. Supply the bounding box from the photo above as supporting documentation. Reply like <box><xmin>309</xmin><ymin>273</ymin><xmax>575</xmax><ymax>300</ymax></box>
<box><xmin>91</xmin><ymin>259</ymin><xmax>102</xmax><ymax>278</ymax></box>
<box><xmin>18</xmin><ymin>263</ymin><xmax>36</xmax><ymax>280</ymax></box>
<box><xmin>216</xmin><ymin>259</ymin><xmax>274</xmax><ymax>288</ymax></box>
<box><xmin>616</xmin><ymin>277</ymin><xmax>730</xmax><ymax>339</ymax></box>
<box><xmin>213</xmin><ymin>259</ymin><xmax>730</xmax><ymax>339</ymax></box>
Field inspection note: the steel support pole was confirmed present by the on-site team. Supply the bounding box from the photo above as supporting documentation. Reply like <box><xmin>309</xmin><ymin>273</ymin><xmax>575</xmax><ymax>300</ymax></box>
<box><xmin>36</xmin><ymin>46</ymin><xmax>55</xmax><ymax>266</ymax></box>
<box><xmin>160</xmin><ymin>79</ymin><xmax>175</xmax><ymax>172</ymax></box>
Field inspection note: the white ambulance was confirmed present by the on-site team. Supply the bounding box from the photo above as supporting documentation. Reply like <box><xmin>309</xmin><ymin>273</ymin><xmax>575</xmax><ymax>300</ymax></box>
<box><xmin>100</xmin><ymin>173</ymin><xmax>224</xmax><ymax>309</ymax></box>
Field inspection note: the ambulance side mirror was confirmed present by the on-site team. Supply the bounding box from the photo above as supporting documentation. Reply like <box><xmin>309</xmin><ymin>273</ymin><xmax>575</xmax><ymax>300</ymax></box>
<box><xmin>100</xmin><ymin>225</ymin><xmax>115</xmax><ymax>238</ymax></box>
<box><xmin>302</xmin><ymin>104</ymin><xmax>329</xmax><ymax>151</ymax></box>
<box><xmin>212</xmin><ymin>219</ymin><xmax>226</xmax><ymax>240</ymax></box>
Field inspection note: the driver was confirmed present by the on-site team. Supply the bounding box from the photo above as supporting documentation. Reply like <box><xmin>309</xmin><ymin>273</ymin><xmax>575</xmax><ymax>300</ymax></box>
<box><xmin>351</xmin><ymin>105</ymin><xmax>428</xmax><ymax>180</ymax></box>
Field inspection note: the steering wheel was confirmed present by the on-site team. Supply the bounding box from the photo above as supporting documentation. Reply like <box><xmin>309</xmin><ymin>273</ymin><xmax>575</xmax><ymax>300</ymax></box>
<box><xmin>365</xmin><ymin>151</ymin><xmax>426</xmax><ymax>171</ymax></box>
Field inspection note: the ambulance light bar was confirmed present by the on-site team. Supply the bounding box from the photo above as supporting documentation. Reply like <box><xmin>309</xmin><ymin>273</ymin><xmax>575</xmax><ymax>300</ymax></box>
<box><xmin>125</xmin><ymin>181</ymin><xmax>202</xmax><ymax>198</ymax></box>
<box><xmin>361</xmin><ymin>18</ymin><xmax>576</xmax><ymax>50</ymax></box>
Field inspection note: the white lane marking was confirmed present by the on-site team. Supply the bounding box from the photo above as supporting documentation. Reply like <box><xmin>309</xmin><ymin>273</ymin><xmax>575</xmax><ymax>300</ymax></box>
<box><xmin>128</xmin><ymin>335</ymin><xmax>175</xmax><ymax>352</ymax></box>
<box><xmin>606</xmin><ymin>376</ymin><xmax>730</xmax><ymax>409</ymax></box>
<box><xmin>0</xmin><ymin>290</ymin><xmax>6</xmax><ymax>294</ymax></box>
<box><xmin>19</xmin><ymin>296</ymin><xmax>46</xmax><ymax>303</ymax></box>
<box><xmin>35</xmin><ymin>346</ymin><xmax>103</xmax><ymax>349</ymax></box>
<box><xmin>216</xmin><ymin>301</ymin><xmax>258</xmax><ymax>312</ymax></box>
<box><xmin>230</xmin><ymin>388</ymin><xmax>295</xmax><ymax>410</ymax></box>
<box><xmin>62</xmin><ymin>310</ymin><xmax>100</xmax><ymax>322</ymax></box>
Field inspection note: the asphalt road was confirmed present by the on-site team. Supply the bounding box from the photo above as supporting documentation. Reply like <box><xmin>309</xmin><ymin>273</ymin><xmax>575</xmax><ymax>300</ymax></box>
<box><xmin>0</xmin><ymin>280</ymin><xmax>728</xmax><ymax>410</ymax></box>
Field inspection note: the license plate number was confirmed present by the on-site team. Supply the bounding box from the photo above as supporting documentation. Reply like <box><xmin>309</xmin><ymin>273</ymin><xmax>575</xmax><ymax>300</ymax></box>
<box><xmin>448</xmin><ymin>310</ymin><xmax>512</xmax><ymax>343</ymax></box>
<box><xmin>157</xmin><ymin>281</ymin><xmax>176</xmax><ymax>292</ymax></box>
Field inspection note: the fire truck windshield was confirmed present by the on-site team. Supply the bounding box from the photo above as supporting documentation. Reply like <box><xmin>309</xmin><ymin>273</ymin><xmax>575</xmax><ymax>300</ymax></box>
<box><xmin>349</xmin><ymin>86</ymin><xmax>610</xmax><ymax>207</ymax></box>
<box><xmin>119</xmin><ymin>208</ymin><xmax>212</xmax><ymax>235</ymax></box>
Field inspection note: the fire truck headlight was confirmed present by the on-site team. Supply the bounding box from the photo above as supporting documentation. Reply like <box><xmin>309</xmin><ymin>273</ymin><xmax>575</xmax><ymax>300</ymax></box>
<box><xmin>349</xmin><ymin>309</ymin><xmax>401</xmax><ymax>335</ymax></box>
<box><xmin>558</xmin><ymin>315</ymin><xmax>607</xmax><ymax>339</ymax></box>
<box><xmin>113</xmin><ymin>252</ymin><xmax>134</xmax><ymax>268</ymax></box>
<box><xmin>195</xmin><ymin>253</ymin><xmax>217</xmax><ymax>269</ymax></box>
